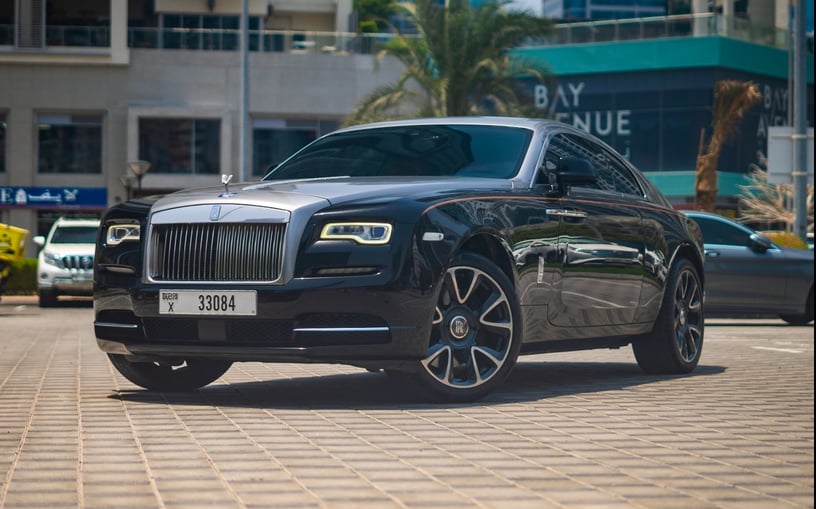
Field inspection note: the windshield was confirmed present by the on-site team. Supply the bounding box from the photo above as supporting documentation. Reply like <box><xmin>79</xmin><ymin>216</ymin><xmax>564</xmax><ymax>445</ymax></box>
<box><xmin>263</xmin><ymin>124</ymin><xmax>533</xmax><ymax>181</ymax></box>
<box><xmin>50</xmin><ymin>226</ymin><xmax>98</xmax><ymax>244</ymax></box>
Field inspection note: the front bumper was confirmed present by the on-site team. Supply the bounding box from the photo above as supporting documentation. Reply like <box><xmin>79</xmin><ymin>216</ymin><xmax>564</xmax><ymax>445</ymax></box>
<box><xmin>39</xmin><ymin>267</ymin><xmax>94</xmax><ymax>294</ymax></box>
<box><xmin>94</xmin><ymin>281</ymin><xmax>435</xmax><ymax>367</ymax></box>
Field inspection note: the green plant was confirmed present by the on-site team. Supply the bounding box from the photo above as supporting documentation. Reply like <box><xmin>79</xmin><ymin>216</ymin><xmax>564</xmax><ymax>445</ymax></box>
<box><xmin>345</xmin><ymin>0</ymin><xmax>553</xmax><ymax>125</ymax></box>
<box><xmin>1</xmin><ymin>258</ymin><xmax>38</xmax><ymax>294</ymax></box>
<box><xmin>760</xmin><ymin>231</ymin><xmax>808</xmax><ymax>250</ymax></box>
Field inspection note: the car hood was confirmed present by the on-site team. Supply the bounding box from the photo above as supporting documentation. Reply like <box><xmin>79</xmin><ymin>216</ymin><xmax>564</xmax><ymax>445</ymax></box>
<box><xmin>41</xmin><ymin>243</ymin><xmax>96</xmax><ymax>256</ymax></box>
<box><xmin>150</xmin><ymin>177</ymin><xmax>515</xmax><ymax>215</ymax></box>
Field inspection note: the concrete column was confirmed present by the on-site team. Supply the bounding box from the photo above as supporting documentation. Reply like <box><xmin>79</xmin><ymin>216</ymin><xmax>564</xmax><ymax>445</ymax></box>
<box><xmin>691</xmin><ymin>0</ymin><xmax>710</xmax><ymax>36</ymax></box>
<box><xmin>110</xmin><ymin>0</ymin><xmax>130</xmax><ymax>64</ymax></box>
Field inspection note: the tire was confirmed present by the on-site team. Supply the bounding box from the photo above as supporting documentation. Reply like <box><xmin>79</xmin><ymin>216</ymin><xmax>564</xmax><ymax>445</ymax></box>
<box><xmin>107</xmin><ymin>354</ymin><xmax>232</xmax><ymax>391</ymax></box>
<box><xmin>38</xmin><ymin>289</ymin><xmax>58</xmax><ymax>308</ymax></box>
<box><xmin>633</xmin><ymin>258</ymin><xmax>704</xmax><ymax>374</ymax></box>
<box><xmin>410</xmin><ymin>252</ymin><xmax>522</xmax><ymax>402</ymax></box>
<box><xmin>779</xmin><ymin>289</ymin><xmax>814</xmax><ymax>325</ymax></box>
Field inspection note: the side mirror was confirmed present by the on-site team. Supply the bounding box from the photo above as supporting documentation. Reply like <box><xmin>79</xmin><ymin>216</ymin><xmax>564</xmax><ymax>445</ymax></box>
<box><xmin>33</xmin><ymin>235</ymin><xmax>45</xmax><ymax>248</ymax></box>
<box><xmin>748</xmin><ymin>233</ymin><xmax>773</xmax><ymax>253</ymax></box>
<box><xmin>556</xmin><ymin>157</ymin><xmax>597</xmax><ymax>186</ymax></box>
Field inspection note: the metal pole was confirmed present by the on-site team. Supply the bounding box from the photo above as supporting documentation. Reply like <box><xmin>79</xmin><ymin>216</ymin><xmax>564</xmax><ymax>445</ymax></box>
<box><xmin>792</xmin><ymin>0</ymin><xmax>807</xmax><ymax>239</ymax></box>
<box><xmin>239</xmin><ymin>0</ymin><xmax>250</xmax><ymax>182</ymax></box>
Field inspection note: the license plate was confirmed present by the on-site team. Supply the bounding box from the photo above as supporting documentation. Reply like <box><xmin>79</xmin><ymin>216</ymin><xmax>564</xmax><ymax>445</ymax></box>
<box><xmin>159</xmin><ymin>290</ymin><xmax>257</xmax><ymax>316</ymax></box>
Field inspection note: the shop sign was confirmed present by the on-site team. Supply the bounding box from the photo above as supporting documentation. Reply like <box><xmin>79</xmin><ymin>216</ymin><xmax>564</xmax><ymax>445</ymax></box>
<box><xmin>0</xmin><ymin>187</ymin><xmax>107</xmax><ymax>209</ymax></box>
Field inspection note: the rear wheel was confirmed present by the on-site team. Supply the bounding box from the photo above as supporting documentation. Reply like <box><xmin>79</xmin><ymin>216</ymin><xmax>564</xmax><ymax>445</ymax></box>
<box><xmin>779</xmin><ymin>289</ymin><xmax>814</xmax><ymax>325</ymax></box>
<box><xmin>633</xmin><ymin>258</ymin><xmax>704</xmax><ymax>374</ymax></box>
<box><xmin>411</xmin><ymin>252</ymin><xmax>521</xmax><ymax>402</ymax></box>
<box><xmin>107</xmin><ymin>354</ymin><xmax>232</xmax><ymax>391</ymax></box>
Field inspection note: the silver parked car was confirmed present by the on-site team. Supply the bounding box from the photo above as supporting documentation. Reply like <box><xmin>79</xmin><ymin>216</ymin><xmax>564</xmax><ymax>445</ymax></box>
<box><xmin>684</xmin><ymin>211</ymin><xmax>813</xmax><ymax>325</ymax></box>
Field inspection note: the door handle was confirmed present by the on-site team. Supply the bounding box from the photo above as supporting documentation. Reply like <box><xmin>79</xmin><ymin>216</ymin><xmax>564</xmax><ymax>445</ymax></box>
<box><xmin>546</xmin><ymin>209</ymin><xmax>588</xmax><ymax>219</ymax></box>
<box><xmin>705</xmin><ymin>250</ymin><xmax>720</xmax><ymax>257</ymax></box>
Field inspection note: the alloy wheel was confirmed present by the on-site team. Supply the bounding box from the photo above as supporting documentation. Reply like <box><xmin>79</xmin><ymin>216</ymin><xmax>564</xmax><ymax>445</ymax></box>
<box><xmin>421</xmin><ymin>265</ymin><xmax>514</xmax><ymax>389</ymax></box>
<box><xmin>673</xmin><ymin>268</ymin><xmax>703</xmax><ymax>363</ymax></box>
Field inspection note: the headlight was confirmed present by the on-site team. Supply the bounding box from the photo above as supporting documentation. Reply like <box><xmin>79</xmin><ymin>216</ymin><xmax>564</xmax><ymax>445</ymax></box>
<box><xmin>42</xmin><ymin>251</ymin><xmax>65</xmax><ymax>268</ymax></box>
<box><xmin>320</xmin><ymin>222</ymin><xmax>392</xmax><ymax>245</ymax></box>
<box><xmin>106</xmin><ymin>224</ymin><xmax>140</xmax><ymax>246</ymax></box>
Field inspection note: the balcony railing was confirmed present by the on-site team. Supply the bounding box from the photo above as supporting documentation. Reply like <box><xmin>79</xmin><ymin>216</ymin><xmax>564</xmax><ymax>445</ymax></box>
<box><xmin>547</xmin><ymin>13</ymin><xmax>791</xmax><ymax>49</ymax></box>
<box><xmin>127</xmin><ymin>26</ymin><xmax>387</xmax><ymax>54</ymax></box>
<box><xmin>0</xmin><ymin>14</ymin><xmax>801</xmax><ymax>56</ymax></box>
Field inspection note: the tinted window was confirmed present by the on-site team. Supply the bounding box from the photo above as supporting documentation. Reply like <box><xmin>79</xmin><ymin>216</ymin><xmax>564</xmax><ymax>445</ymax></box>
<box><xmin>692</xmin><ymin>216</ymin><xmax>751</xmax><ymax>246</ymax></box>
<box><xmin>603</xmin><ymin>152</ymin><xmax>642</xmax><ymax>196</ymax></box>
<box><xmin>541</xmin><ymin>133</ymin><xmax>581</xmax><ymax>185</ymax></box>
<box><xmin>543</xmin><ymin>133</ymin><xmax>641</xmax><ymax>195</ymax></box>
<box><xmin>50</xmin><ymin>227</ymin><xmax>98</xmax><ymax>244</ymax></box>
<box><xmin>264</xmin><ymin>125</ymin><xmax>532</xmax><ymax>180</ymax></box>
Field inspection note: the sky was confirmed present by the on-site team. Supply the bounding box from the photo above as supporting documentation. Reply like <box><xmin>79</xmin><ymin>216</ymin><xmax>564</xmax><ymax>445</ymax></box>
<box><xmin>505</xmin><ymin>0</ymin><xmax>544</xmax><ymax>16</ymax></box>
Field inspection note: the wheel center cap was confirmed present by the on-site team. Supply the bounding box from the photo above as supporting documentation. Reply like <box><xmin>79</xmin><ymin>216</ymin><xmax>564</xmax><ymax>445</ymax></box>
<box><xmin>449</xmin><ymin>315</ymin><xmax>470</xmax><ymax>340</ymax></box>
<box><xmin>678</xmin><ymin>306</ymin><xmax>687</xmax><ymax>327</ymax></box>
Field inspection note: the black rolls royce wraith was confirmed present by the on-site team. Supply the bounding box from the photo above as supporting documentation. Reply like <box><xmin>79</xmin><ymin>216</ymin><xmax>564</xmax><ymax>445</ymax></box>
<box><xmin>94</xmin><ymin>117</ymin><xmax>705</xmax><ymax>402</ymax></box>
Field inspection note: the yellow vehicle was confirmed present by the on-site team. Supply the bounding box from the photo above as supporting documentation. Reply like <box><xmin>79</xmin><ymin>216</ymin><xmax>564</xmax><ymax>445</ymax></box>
<box><xmin>0</xmin><ymin>223</ymin><xmax>30</xmax><ymax>295</ymax></box>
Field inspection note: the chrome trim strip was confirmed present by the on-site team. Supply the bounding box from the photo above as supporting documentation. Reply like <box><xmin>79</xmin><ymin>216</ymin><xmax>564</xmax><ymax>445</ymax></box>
<box><xmin>95</xmin><ymin>322</ymin><xmax>139</xmax><ymax>329</ymax></box>
<box><xmin>293</xmin><ymin>327</ymin><xmax>390</xmax><ymax>333</ymax></box>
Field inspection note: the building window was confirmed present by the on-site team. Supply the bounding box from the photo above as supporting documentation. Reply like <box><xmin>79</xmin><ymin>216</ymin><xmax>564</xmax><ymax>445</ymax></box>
<box><xmin>38</xmin><ymin>114</ymin><xmax>103</xmax><ymax>174</ymax></box>
<box><xmin>252</xmin><ymin>119</ymin><xmax>339</xmax><ymax>177</ymax></box>
<box><xmin>138</xmin><ymin>118</ymin><xmax>220</xmax><ymax>174</ymax></box>
<box><xmin>45</xmin><ymin>0</ymin><xmax>110</xmax><ymax>47</ymax></box>
<box><xmin>0</xmin><ymin>113</ymin><xmax>6</xmax><ymax>173</ymax></box>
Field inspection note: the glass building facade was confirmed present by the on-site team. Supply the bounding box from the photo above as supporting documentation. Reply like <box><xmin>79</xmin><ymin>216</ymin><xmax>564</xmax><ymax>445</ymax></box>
<box><xmin>542</xmin><ymin>0</ymin><xmax>675</xmax><ymax>21</ymax></box>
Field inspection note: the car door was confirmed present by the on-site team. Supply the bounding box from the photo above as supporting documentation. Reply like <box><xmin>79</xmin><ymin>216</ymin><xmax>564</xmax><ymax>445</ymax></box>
<box><xmin>692</xmin><ymin>215</ymin><xmax>790</xmax><ymax>313</ymax></box>
<box><xmin>542</xmin><ymin>133</ymin><xmax>646</xmax><ymax>329</ymax></box>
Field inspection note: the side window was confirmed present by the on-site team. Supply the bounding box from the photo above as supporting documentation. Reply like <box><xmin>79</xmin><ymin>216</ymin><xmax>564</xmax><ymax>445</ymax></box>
<box><xmin>694</xmin><ymin>217</ymin><xmax>750</xmax><ymax>246</ymax></box>
<box><xmin>540</xmin><ymin>133</ymin><xmax>596</xmax><ymax>187</ymax></box>
<box><xmin>603</xmin><ymin>150</ymin><xmax>644</xmax><ymax>196</ymax></box>
<box><xmin>541</xmin><ymin>133</ymin><xmax>642</xmax><ymax>196</ymax></box>
<box><xmin>542</xmin><ymin>133</ymin><xmax>612</xmax><ymax>192</ymax></box>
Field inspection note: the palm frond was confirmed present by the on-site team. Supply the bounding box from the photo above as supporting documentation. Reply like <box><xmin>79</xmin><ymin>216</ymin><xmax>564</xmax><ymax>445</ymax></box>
<box><xmin>345</xmin><ymin>0</ymin><xmax>553</xmax><ymax>122</ymax></box>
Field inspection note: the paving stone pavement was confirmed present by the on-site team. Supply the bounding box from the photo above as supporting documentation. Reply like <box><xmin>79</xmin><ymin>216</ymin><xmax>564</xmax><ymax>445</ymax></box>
<box><xmin>0</xmin><ymin>296</ymin><xmax>812</xmax><ymax>508</ymax></box>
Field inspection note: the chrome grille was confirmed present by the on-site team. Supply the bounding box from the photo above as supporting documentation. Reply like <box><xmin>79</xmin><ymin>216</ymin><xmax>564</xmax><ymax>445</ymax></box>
<box><xmin>148</xmin><ymin>223</ymin><xmax>286</xmax><ymax>282</ymax></box>
<box><xmin>62</xmin><ymin>255</ymin><xmax>94</xmax><ymax>270</ymax></box>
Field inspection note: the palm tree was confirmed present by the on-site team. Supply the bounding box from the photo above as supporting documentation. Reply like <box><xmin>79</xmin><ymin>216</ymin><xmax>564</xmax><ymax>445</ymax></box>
<box><xmin>694</xmin><ymin>80</ymin><xmax>762</xmax><ymax>212</ymax></box>
<box><xmin>738</xmin><ymin>156</ymin><xmax>814</xmax><ymax>232</ymax></box>
<box><xmin>354</xmin><ymin>0</ymin><xmax>398</xmax><ymax>33</ymax></box>
<box><xmin>345</xmin><ymin>0</ymin><xmax>553</xmax><ymax>125</ymax></box>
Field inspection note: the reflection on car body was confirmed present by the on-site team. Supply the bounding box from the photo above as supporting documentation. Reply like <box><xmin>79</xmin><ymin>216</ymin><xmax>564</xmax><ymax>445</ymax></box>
<box><xmin>94</xmin><ymin>117</ymin><xmax>706</xmax><ymax>402</ymax></box>
<box><xmin>684</xmin><ymin>211</ymin><xmax>814</xmax><ymax>325</ymax></box>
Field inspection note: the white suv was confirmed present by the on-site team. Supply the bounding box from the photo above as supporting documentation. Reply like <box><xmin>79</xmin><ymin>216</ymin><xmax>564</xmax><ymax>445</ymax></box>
<box><xmin>34</xmin><ymin>217</ymin><xmax>100</xmax><ymax>307</ymax></box>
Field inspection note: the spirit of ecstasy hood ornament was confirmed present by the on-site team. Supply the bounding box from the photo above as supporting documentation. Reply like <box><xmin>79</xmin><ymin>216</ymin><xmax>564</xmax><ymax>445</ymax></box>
<box><xmin>219</xmin><ymin>174</ymin><xmax>235</xmax><ymax>198</ymax></box>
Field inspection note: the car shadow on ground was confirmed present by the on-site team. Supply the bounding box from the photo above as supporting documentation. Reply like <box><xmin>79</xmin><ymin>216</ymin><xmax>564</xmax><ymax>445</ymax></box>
<box><xmin>0</xmin><ymin>296</ymin><xmax>92</xmax><ymax>314</ymax></box>
<box><xmin>50</xmin><ymin>298</ymin><xmax>94</xmax><ymax>308</ymax></box>
<box><xmin>705</xmin><ymin>319</ymin><xmax>812</xmax><ymax>328</ymax></box>
<box><xmin>111</xmin><ymin>361</ymin><xmax>726</xmax><ymax>410</ymax></box>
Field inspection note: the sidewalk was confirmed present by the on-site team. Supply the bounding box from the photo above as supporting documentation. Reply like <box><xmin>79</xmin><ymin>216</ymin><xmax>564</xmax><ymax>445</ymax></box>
<box><xmin>0</xmin><ymin>302</ymin><xmax>812</xmax><ymax>508</ymax></box>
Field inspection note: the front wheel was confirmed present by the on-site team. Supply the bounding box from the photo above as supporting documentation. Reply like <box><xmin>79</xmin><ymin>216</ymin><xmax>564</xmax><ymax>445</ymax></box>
<box><xmin>633</xmin><ymin>258</ymin><xmax>704</xmax><ymax>374</ymax></box>
<box><xmin>38</xmin><ymin>289</ymin><xmax>58</xmax><ymax>308</ymax></box>
<box><xmin>411</xmin><ymin>252</ymin><xmax>522</xmax><ymax>402</ymax></box>
<box><xmin>107</xmin><ymin>354</ymin><xmax>232</xmax><ymax>391</ymax></box>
